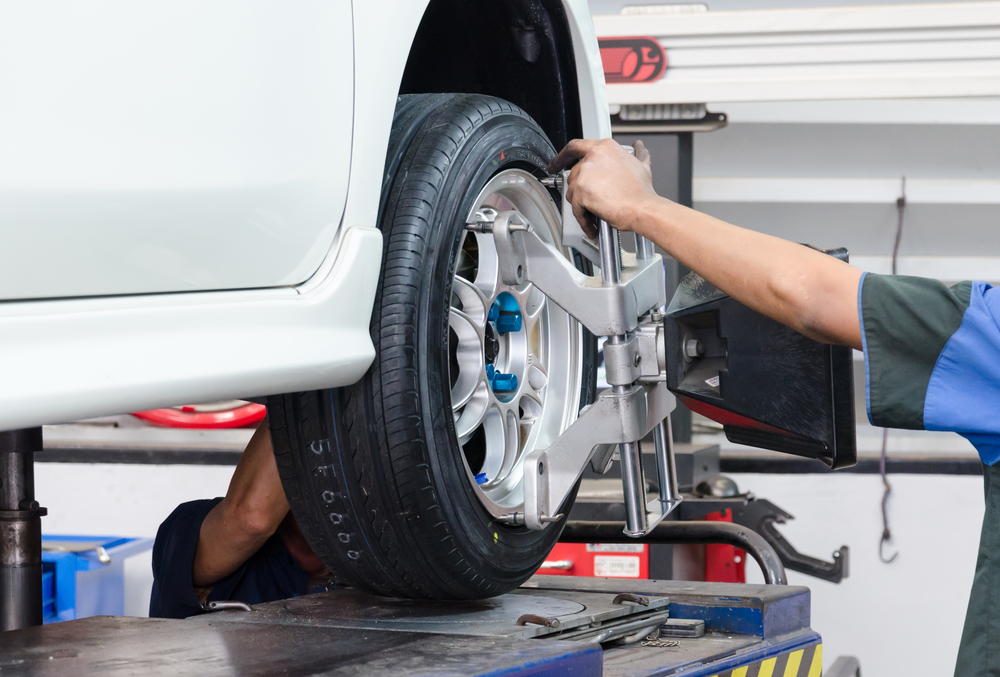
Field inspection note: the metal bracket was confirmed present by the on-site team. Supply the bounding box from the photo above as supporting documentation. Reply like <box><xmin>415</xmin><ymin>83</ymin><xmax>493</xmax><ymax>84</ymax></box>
<box><xmin>602</xmin><ymin>335</ymin><xmax>642</xmax><ymax>386</ymax></box>
<box><xmin>521</xmin><ymin>382</ymin><xmax>675</xmax><ymax>530</ymax></box>
<box><xmin>202</xmin><ymin>600</ymin><xmax>252</xmax><ymax>613</ymax></box>
<box><xmin>745</xmin><ymin>500</ymin><xmax>850</xmax><ymax>584</ymax></box>
<box><xmin>635</xmin><ymin>314</ymin><xmax>667</xmax><ymax>382</ymax></box>
<box><xmin>548</xmin><ymin>170</ymin><xmax>602</xmax><ymax>267</ymax></box>
<box><xmin>487</xmin><ymin>211</ymin><xmax>666</xmax><ymax>337</ymax></box>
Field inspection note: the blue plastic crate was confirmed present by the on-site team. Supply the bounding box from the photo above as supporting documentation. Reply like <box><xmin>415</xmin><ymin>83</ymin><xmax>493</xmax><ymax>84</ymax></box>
<box><xmin>41</xmin><ymin>534</ymin><xmax>154</xmax><ymax>624</ymax></box>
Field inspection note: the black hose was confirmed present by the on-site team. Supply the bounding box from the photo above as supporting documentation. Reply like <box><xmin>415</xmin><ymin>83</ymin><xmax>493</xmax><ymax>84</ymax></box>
<box><xmin>561</xmin><ymin>520</ymin><xmax>788</xmax><ymax>585</ymax></box>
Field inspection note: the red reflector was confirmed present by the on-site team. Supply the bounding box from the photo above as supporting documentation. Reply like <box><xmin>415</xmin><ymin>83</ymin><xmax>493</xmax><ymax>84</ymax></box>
<box><xmin>677</xmin><ymin>395</ymin><xmax>792</xmax><ymax>436</ymax></box>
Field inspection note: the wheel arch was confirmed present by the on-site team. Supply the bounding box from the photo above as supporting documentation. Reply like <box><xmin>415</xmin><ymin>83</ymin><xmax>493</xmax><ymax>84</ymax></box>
<box><xmin>398</xmin><ymin>0</ymin><xmax>585</xmax><ymax>149</ymax></box>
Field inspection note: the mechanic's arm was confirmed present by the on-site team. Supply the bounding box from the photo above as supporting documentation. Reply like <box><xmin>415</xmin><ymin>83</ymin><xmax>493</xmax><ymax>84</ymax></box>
<box><xmin>192</xmin><ymin>418</ymin><xmax>289</xmax><ymax>591</ymax></box>
<box><xmin>549</xmin><ymin>139</ymin><xmax>863</xmax><ymax>351</ymax></box>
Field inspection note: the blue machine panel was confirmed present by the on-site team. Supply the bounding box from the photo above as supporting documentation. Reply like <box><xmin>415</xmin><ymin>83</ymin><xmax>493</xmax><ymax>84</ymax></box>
<box><xmin>41</xmin><ymin>534</ymin><xmax>154</xmax><ymax>623</ymax></box>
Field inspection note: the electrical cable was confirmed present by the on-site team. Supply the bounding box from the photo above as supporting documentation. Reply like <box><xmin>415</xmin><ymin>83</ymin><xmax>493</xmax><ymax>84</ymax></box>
<box><xmin>879</xmin><ymin>428</ymin><xmax>898</xmax><ymax>563</ymax></box>
<box><xmin>879</xmin><ymin>177</ymin><xmax>905</xmax><ymax>564</ymax></box>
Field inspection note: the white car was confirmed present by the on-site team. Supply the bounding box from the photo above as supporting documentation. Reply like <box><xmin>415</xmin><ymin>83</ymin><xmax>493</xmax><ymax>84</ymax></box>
<box><xmin>1</xmin><ymin>1</ymin><xmax>610</xmax><ymax>598</ymax></box>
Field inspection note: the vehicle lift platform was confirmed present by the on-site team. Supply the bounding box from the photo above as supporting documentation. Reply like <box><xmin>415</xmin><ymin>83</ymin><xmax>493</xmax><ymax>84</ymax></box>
<box><xmin>0</xmin><ymin>575</ymin><xmax>822</xmax><ymax>677</ymax></box>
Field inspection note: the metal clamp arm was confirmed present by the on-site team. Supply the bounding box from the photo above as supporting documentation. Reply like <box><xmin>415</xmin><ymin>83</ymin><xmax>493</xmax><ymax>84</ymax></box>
<box><xmin>481</xmin><ymin>199</ymin><xmax>679</xmax><ymax>537</ymax></box>
<box><xmin>734</xmin><ymin>498</ymin><xmax>849</xmax><ymax>584</ymax></box>
<box><xmin>488</xmin><ymin>212</ymin><xmax>666</xmax><ymax>337</ymax></box>
<box><xmin>522</xmin><ymin>382</ymin><xmax>674</xmax><ymax>530</ymax></box>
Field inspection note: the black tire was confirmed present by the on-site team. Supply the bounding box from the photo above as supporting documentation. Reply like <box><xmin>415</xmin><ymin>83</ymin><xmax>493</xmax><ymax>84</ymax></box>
<box><xmin>268</xmin><ymin>94</ymin><xmax>596</xmax><ymax>599</ymax></box>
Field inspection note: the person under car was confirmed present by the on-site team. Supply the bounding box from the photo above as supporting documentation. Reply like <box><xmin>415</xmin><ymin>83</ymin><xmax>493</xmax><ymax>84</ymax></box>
<box><xmin>548</xmin><ymin>138</ymin><xmax>1000</xmax><ymax>677</ymax></box>
<box><xmin>149</xmin><ymin>419</ymin><xmax>329</xmax><ymax>618</ymax></box>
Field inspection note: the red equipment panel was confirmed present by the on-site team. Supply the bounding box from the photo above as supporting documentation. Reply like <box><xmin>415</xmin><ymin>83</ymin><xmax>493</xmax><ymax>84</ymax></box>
<box><xmin>704</xmin><ymin>509</ymin><xmax>747</xmax><ymax>583</ymax></box>
<box><xmin>541</xmin><ymin>543</ymin><xmax>649</xmax><ymax>579</ymax></box>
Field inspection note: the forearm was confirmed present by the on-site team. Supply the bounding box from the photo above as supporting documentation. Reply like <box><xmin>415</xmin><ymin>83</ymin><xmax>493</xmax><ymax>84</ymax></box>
<box><xmin>191</xmin><ymin>502</ymin><xmax>273</xmax><ymax>588</ymax></box>
<box><xmin>192</xmin><ymin>421</ymin><xmax>289</xmax><ymax>589</ymax></box>
<box><xmin>632</xmin><ymin>198</ymin><xmax>864</xmax><ymax>350</ymax></box>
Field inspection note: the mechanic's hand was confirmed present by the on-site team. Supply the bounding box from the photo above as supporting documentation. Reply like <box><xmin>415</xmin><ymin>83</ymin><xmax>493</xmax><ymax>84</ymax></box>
<box><xmin>548</xmin><ymin>138</ymin><xmax>661</xmax><ymax>238</ymax></box>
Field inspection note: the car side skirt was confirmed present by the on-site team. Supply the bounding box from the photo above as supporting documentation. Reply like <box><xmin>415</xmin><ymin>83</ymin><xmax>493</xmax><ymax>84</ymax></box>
<box><xmin>0</xmin><ymin>227</ymin><xmax>382</xmax><ymax>431</ymax></box>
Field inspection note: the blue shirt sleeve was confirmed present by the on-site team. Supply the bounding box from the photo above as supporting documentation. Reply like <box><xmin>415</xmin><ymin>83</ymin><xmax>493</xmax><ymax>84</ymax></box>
<box><xmin>859</xmin><ymin>274</ymin><xmax>1000</xmax><ymax>464</ymax></box>
<box><xmin>859</xmin><ymin>273</ymin><xmax>972</xmax><ymax>430</ymax></box>
<box><xmin>924</xmin><ymin>282</ymin><xmax>1000</xmax><ymax>464</ymax></box>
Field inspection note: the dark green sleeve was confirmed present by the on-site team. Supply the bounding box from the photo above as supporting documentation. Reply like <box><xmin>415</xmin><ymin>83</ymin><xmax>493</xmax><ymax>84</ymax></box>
<box><xmin>861</xmin><ymin>273</ymin><xmax>972</xmax><ymax>429</ymax></box>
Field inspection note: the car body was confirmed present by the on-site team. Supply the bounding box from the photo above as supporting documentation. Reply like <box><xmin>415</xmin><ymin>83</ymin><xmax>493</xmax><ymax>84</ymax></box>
<box><xmin>0</xmin><ymin>0</ymin><xmax>610</xmax><ymax>431</ymax></box>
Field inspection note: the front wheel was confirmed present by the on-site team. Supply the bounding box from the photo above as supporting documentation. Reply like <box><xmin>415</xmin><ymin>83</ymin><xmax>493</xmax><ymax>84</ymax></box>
<box><xmin>268</xmin><ymin>94</ymin><xmax>596</xmax><ymax>599</ymax></box>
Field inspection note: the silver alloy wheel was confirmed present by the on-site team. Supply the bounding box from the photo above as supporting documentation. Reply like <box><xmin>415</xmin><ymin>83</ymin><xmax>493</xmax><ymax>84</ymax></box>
<box><xmin>449</xmin><ymin>169</ymin><xmax>584</xmax><ymax>519</ymax></box>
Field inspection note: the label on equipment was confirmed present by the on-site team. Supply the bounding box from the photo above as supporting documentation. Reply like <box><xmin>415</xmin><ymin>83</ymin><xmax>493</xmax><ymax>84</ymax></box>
<box><xmin>586</xmin><ymin>543</ymin><xmax>645</xmax><ymax>553</ymax></box>
<box><xmin>593</xmin><ymin>555</ymin><xmax>641</xmax><ymax>578</ymax></box>
<box><xmin>705</xmin><ymin>376</ymin><xmax>720</xmax><ymax>387</ymax></box>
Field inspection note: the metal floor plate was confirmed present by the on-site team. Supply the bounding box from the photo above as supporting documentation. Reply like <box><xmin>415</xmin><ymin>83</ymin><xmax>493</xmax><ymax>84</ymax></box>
<box><xmin>188</xmin><ymin>587</ymin><xmax>669</xmax><ymax>640</ymax></box>
<box><xmin>0</xmin><ymin>616</ymin><xmax>601</xmax><ymax>677</ymax></box>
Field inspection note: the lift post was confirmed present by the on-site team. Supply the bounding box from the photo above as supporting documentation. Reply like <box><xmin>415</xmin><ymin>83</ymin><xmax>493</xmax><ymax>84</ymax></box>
<box><xmin>0</xmin><ymin>427</ymin><xmax>45</xmax><ymax>631</ymax></box>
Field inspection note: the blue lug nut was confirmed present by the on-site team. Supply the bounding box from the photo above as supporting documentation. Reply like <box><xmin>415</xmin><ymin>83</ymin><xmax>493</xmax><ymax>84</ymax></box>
<box><xmin>497</xmin><ymin>311</ymin><xmax>522</xmax><ymax>333</ymax></box>
<box><xmin>485</xmin><ymin>363</ymin><xmax>518</xmax><ymax>393</ymax></box>
<box><xmin>492</xmin><ymin>372</ymin><xmax>518</xmax><ymax>392</ymax></box>
<box><xmin>487</xmin><ymin>301</ymin><xmax>500</xmax><ymax>324</ymax></box>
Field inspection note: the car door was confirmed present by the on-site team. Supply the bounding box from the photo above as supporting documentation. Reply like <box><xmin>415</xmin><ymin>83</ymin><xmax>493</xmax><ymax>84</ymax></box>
<box><xmin>0</xmin><ymin>1</ymin><xmax>354</xmax><ymax>300</ymax></box>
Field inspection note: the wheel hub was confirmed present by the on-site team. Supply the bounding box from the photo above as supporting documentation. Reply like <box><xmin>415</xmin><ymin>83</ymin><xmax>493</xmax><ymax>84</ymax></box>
<box><xmin>485</xmin><ymin>293</ymin><xmax>522</xmax><ymax>396</ymax></box>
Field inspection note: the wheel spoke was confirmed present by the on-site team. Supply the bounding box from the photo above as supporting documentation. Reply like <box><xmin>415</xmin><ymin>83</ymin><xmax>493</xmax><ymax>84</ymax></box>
<box><xmin>456</xmin><ymin>380</ymin><xmax>490</xmax><ymax>442</ymax></box>
<box><xmin>500</xmin><ymin>407</ymin><xmax>520</xmax><ymax>478</ymax></box>
<box><xmin>449</xmin><ymin>307</ymin><xmax>485</xmax><ymax>411</ymax></box>
<box><xmin>483</xmin><ymin>404</ymin><xmax>521</xmax><ymax>483</ymax></box>
<box><xmin>472</xmin><ymin>233</ymin><xmax>502</xmax><ymax>300</ymax></box>
<box><xmin>523</xmin><ymin>285</ymin><xmax>547</xmax><ymax>325</ymax></box>
<box><xmin>519</xmin><ymin>393</ymin><xmax>543</xmax><ymax>422</ymax></box>
<box><xmin>521</xmin><ymin>285</ymin><xmax>547</xmax><ymax>372</ymax></box>
<box><xmin>527</xmin><ymin>362</ymin><xmax>548</xmax><ymax>393</ymax></box>
<box><xmin>480</xmin><ymin>404</ymin><xmax>506</xmax><ymax>482</ymax></box>
<box><xmin>452</xmin><ymin>275</ymin><xmax>490</xmax><ymax>328</ymax></box>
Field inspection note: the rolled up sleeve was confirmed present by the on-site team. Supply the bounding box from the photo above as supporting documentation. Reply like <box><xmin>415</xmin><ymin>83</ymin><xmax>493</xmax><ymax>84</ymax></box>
<box><xmin>859</xmin><ymin>273</ymin><xmax>1000</xmax><ymax>463</ymax></box>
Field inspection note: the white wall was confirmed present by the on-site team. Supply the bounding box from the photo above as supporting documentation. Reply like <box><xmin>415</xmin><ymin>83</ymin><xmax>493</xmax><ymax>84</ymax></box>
<box><xmin>692</xmin><ymin>103</ymin><xmax>1000</xmax><ymax>289</ymax></box>
<box><xmin>735</xmin><ymin>472</ymin><xmax>984</xmax><ymax>677</ymax></box>
<box><xmin>590</xmin><ymin>0</ymin><xmax>985</xmax><ymax>13</ymax></box>
<box><xmin>36</xmin><ymin>462</ymin><xmax>233</xmax><ymax>617</ymax></box>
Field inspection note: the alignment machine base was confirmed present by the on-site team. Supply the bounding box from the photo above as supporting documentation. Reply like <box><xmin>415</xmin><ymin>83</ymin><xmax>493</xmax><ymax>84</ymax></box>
<box><xmin>0</xmin><ymin>576</ymin><xmax>821</xmax><ymax>677</ymax></box>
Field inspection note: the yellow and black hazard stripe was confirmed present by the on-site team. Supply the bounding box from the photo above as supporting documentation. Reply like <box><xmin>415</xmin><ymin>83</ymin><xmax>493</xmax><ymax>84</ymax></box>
<box><xmin>708</xmin><ymin>643</ymin><xmax>822</xmax><ymax>677</ymax></box>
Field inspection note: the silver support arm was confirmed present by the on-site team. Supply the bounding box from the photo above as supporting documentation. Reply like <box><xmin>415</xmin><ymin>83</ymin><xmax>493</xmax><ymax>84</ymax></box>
<box><xmin>499</xmin><ymin>223</ymin><xmax>667</xmax><ymax>337</ymax></box>
<box><xmin>653</xmin><ymin>417</ymin><xmax>681</xmax><ymax>513</ymax></box>
<box><xmin>522</xmin><ymin>383</ymin><xmax>674</xmax><ymax>530</ymax></box>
